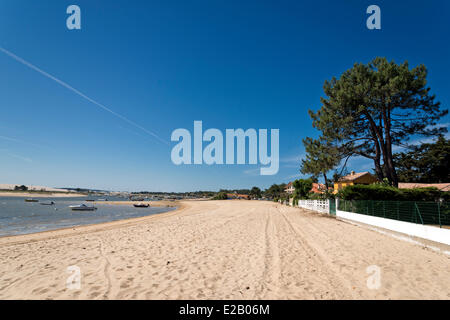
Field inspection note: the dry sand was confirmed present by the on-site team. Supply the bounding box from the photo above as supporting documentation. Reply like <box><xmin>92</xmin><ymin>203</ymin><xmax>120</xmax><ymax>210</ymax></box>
<box><xmin>0</xmin><ymin>200</ymin><xmax>449</xmax><ymax>299</ymax></box>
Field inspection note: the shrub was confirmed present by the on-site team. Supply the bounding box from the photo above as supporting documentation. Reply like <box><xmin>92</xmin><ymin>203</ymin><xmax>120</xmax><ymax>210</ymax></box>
<box><xmin>212</xmin><ymin>192</ymin><xmax>228</xmax><ymax>200</ymax></box>
<box><xmin>308</xmin><ymin>191</ymin><xmax>335</xmax><ymax>200</ymax></box>
<box><xmin>337</xmin><ymin>184</ymin><xmax>398</xmax><ymax>201</ymax></box>
<box><xmin>337</xmin><ymin>184</ymin><xmax>449</xmax><ymax>202</ymax></box>
<box><xmin>292</xmin><ymin>179</ymin><xmax>313</xmax><ymax>199</ymax></box>
<box><xmin>399</xmin><ymin>187</ymin><xmax>449</xmax><ymax>202</ymax></box>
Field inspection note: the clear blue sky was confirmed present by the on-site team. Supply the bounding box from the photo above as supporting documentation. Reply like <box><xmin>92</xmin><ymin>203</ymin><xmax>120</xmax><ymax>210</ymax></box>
<box><xmin>0</xmin><ymin>0</ymin><xmax>449</xmax><ymax>192</ymax></box>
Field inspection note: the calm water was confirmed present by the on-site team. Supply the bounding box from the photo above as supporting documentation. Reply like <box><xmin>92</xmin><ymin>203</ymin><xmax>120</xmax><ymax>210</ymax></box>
<box><xmin>0</xmin><ymin>196</ymin><xmax>176</xmax><ymax>237</ymax></box>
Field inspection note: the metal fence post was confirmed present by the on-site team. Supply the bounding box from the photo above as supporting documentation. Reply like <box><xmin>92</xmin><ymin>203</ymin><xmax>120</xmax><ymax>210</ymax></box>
<box><xmin>414</xmin><ymin>202</ymin><xmax>424</xmax><ymax>225</ymax></box>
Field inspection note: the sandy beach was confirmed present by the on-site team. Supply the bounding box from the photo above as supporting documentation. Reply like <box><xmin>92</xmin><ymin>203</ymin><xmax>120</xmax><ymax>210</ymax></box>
<box><xmin>0</xmin><ymin>200</ymin><xmax>449</xmax><ymax>300</ymax></box>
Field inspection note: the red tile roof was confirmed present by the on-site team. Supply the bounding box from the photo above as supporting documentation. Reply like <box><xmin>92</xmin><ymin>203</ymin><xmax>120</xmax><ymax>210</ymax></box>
<box><xmin>311</xmin><ymin>183</ymin><xmax>332</xmax><ymax>194</ymax></box>
<box><xmin>226</xmin><ymin>193</ymin><xmax>250</xmax><ymax>199</ymax></box>
<box><xmin>338</xmin><ymin>171</ymin><xmax>372</xmax><ymax>182</ymax></box>
<box><xmin>398</xmin><ymin>183</ymin><xmax>450</xmax><ymax>192</ymax></box>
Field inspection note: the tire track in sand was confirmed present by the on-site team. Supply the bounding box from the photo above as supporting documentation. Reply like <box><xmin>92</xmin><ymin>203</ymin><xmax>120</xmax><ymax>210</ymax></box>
<box><xmin>255</xmin><ymin>208</ymin><xmax>281</xmax><ymax>299</ymax></box>
<box><xmin>278</xmin><ymin>207</ymin><xmax>354</xmax><ymax>299</ymax></box>
<box><xmin>98</xmin><ymin>238</ymin><xmax>113</xmax><ymax>299</ymax></box>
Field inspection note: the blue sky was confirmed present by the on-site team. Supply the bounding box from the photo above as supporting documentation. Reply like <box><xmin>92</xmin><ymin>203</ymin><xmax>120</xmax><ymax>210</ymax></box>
<box><xmin>0</xmin><ymin>0</ymin><xmax>449</xmax><ymax>192</ymax></box>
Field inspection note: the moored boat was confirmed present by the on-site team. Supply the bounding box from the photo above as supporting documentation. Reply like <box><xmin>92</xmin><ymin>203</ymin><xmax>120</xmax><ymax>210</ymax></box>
<box><xmin>133</xmin><ymin>203</ymin><xmax>150</xmax><ymax>208</ymax></box>
<box><xmin>40</xmin><ymin>201</ymin><xmax>55</xmax><ymax>205</ymax></box>
<box><xmin>24</xmin><ymin>199</ymin><xmax>39</xmax><ymax>202</ymax></box>
<box><xmin>69</xmin><ymin>204</ymin><xmax>97</xmax><ymax>211</ymax></box>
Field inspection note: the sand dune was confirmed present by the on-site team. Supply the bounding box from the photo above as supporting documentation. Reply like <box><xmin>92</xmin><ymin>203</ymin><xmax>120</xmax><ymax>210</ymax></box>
<box><xmin>0</xmin><ymin>183</ymin><xmax>84</xmax><ymax>197</ymax></box>
<box><xmin>0</xmin><ymin>200</ymin><xmax>449</xmax><ymax>299</ymax></box>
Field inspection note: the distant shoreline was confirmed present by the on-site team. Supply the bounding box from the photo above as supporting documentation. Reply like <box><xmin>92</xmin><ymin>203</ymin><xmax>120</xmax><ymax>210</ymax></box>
<box><xmin>0</xmin><ymin>191</ymin><xmax>85</xmax><ymax>198</ymax></box>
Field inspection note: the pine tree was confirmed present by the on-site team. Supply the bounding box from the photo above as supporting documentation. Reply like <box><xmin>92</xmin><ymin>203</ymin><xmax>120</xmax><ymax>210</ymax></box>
<box><xmin>309</xmin><ymin>57</ymin><xmax>447</xmax><ymax>186</ymax></box>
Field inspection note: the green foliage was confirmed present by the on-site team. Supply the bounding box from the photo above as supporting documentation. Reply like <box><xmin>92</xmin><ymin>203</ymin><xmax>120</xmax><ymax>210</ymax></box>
<box><xmin>249</xmin><ymin>186</ymin><xmax>262</xmax><ymax>199</ymax></box>
<box><xmin>301</xmin><ymin>137</ymin><xmax>340</xmax><ymax>188</ymax></box>
<box><xmin>14</xmin><ymin>185</ymin><xmax>28</xmax><ymax>191</ymax></box>
<box><xmin>212</xmin><ymin>192</ymin><xmax>228</xmax><ymax>200</ymax></box>
<box><xmin>337</xmin><ymin>184</ymin><xmax>448</xmax><ymax>201</ymax></box>
<box><xmin>263</xmin><ymin>183</ymin><xmax>286</xmax><ymax>200</ymax></box>
<box><xmin>309</xmin><ymin>57</ymin><xmax>447</xmax><ymax>186</ymax></box>
<box><xmin>308</xmin><ymin>191</ymin><xmax>335</xmax><ymax>200</ymax></box>
<box><xmin>292</xmin><ymin>179</ymin><xmax>313</xmax><ymax>199</ymax></box>
<box><xmin>393</xmin><ymin>135</ymin><xmax>450</xmax><ymax>183</ymax></box>
<box><xmin>307</xmin><ymin>192</ymin><xmax>323</xmax><ymax>200</ymax></box>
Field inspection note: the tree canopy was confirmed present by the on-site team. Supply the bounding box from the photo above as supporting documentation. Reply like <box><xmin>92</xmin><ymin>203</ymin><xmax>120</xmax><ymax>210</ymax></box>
<box><xmin>308</xmin><ymin>57</ymin><xmax>447</xmax><ymax>186</ymax></box>
<box><xmin>292</xmin><ymin>179</ymin><xmax>313</xmax><ymax>199</ymax></box>
<box><xmin>393</xmin><ymin>135</ymin><xmax>450</xmax><ymax>183</ymax></box>
<box><xmin>263</xmin><ymin>183</ymin><xmax>286</xmax><ymax>200</ymax></box>
<box><xmin>300</xmin><ymin>137</ymin><xmax>340</xmax><ymax>189</ymax></box>
<box><xmin>249</xmin><ymin>186</ymin><xmax>262</xmax><ymax>199</ymax></box>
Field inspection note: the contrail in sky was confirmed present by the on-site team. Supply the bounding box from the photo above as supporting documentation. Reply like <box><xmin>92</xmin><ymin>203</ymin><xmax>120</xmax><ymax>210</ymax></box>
<box><xmin>0</xmin><ymin>135</ymin><xmax>52</xmax><ymax>150</ymax></box>
<box><xmin>0</xmin><ymin>47</ymin><xmax>168</xmax><ymax>145</ymax></box>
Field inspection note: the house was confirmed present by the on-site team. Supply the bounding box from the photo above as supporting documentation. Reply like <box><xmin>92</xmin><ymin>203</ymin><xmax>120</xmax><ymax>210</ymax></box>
<box><xmin>311</xmin><ymin>183</ymin><xmax>332</xmax><ymax>194</ymax></box>
<box><xmin>398</xmin><ymin>183</ymin><xmax>450</xmax><ymax>192</ymax></box>
<box><xmin>226</xmin><ymin>193</ymin><xmax>250</xmax><ymax>200</ymax></box>
<box><xmin>285</xmin><ymin>182</ymin><xmax>295</xmax><ymax>194</ymax></box>
<box><xmin>285</xmin><ymin>182</ymin><xmax>331</xmax><ymax>195</ymax></box>
<box><xmin>333</xmin><ymin>171</ymin><xmax>378</xmax><ymax>194</ymax></box>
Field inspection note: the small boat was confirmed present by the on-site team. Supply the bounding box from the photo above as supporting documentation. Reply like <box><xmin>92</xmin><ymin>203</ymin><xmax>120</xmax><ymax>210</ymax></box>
<box><xmin>97</xmin><ymin>198</ymin><xmax>108</xmax><ymax>201</ymax></box>
<box><xmin>25</xmin><ymin>199</ymin><xmax>39</xmax><ymax>202</ymax></box>
<box><xmin>69</xmin><ymin>204</ymin><xmax>97</xmax><ymax>211</ymax></box>
<box><xmin>133</xmin><ymin>203</ymin><xmax>150</xmax><ymax>208</ymax></box>
<box><xmin>40</xmin><ymin>201</ymin><xmax>55</xmax><ymax>205</ymax></box>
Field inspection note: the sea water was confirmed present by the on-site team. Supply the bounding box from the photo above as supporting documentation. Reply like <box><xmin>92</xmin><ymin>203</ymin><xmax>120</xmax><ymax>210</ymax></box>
<box><xmin>0</xmin><ymin>196</ymin><xmax>175</xmax><ymax>237</ymax></box>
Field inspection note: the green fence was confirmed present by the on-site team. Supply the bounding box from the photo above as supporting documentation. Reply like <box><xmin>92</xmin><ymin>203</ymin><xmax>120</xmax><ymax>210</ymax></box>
<box><xmin>329</xmin><ymin>200</ymin><xmax>336</xmax><ymax>215</ymax></box>
<box><xmin>338</xmin><ymin>200</ymin><xmax>449</xmax><ymax>228</ymax></box>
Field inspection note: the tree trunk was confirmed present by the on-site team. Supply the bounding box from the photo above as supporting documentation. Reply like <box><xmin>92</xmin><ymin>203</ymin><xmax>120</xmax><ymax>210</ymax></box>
<box><xmin>382</xmin><ymin>104</ymin><xmax>399</xmax><ymax>187</ymax></box>
<box><xmin>323</xmin><ymin>172</ymin><xmax>329</xmax><ymax>190</ymax></box>
<box><xmin>365</xmin><ymin>112</ymin><xmax>385</xmax><ymax>181</ymax></box>
<box><xmin>373</xmin><ymin>157</ymin><xmax>384</xmax><ymax>181</ymax></box>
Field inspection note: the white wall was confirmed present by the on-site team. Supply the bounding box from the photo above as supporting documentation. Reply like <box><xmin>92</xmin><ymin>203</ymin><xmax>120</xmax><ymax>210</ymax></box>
<box><xmin>337</xmin><ymin>209</ymin><xmax>450</xmax><ymax>246</ymax></box>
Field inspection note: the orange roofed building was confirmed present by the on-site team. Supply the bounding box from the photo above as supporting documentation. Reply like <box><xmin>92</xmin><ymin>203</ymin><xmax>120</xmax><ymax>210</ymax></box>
<box><xmin>333</xmin><ymin>171</ymin><xmax>378</xmax><ymax>194</ymax></box>
<box><xmin>285</xmin><ymin>182</ymin><xmax>331</xmax><ymax>195</ymax></box>
<box><xmin>226</xmin><ymin>193</ymin><xmax>250</xmax><ymax>200</ymax></box>
<box><xmin>398</xmin><ymin>183</ymin><xmax>450</xmax><ymax>192</ymax></box>
<box><xmin>285</xmin><ymin>182</ymin><xmax>295</xmax><ymax>194</ymax></box>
